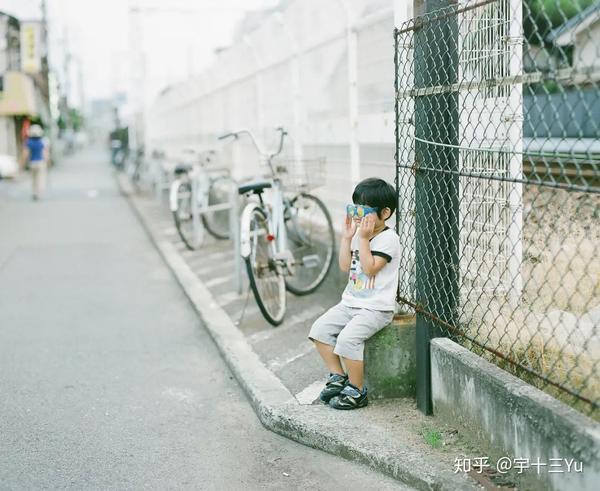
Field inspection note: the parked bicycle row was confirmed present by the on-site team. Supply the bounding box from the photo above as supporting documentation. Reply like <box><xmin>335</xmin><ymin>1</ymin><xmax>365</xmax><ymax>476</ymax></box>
<box><xmin>118</xmin><ymin>128</ymin><xmax>336</xmax><ymax>327</ymax></box>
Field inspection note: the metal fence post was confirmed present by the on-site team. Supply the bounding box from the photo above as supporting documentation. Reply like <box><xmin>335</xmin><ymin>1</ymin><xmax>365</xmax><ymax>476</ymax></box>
<box><xmin>413</xmin><ymin>0</ymin><xmax>459</xmax><ymax>415</ymax></box>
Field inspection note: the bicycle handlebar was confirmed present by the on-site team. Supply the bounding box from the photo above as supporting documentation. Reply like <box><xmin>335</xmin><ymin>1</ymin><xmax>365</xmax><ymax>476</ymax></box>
<box><xmin>218</xmin><ymin>128</ymin><xmax>287</xmax><ymax>160</ymax></box>
<box><xmin>274</xmin><ymin>127</ymin><xmax>288</xmax><ymax>156</ymax></box>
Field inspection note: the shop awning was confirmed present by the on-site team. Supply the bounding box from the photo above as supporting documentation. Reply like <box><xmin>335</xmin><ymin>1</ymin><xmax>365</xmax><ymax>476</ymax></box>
<box><xmin>0</xmin><ymin>71</ymin><xmax>38</xmax><ymax>117</ymax></box>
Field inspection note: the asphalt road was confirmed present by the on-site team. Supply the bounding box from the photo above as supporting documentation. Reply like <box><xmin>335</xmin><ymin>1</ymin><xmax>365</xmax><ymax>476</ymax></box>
<box><xmin>0</xmin><ymin>149</ymin><xmax>407</xmax><ymax>490</ymax></box>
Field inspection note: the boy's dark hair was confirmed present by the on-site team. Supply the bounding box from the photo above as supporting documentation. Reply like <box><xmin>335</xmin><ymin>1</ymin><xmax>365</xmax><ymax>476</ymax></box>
<box><xmin>352</xmin><ymin>177</ymin><xmax>397</xmax><ymax>218</ymax></box>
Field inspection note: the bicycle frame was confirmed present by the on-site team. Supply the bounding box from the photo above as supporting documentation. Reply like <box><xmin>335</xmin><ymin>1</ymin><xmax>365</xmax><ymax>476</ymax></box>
<box><xmin>169</xmin><ymin>149</ymin><xmax>235</xmax><ymax>249</ymax></box>
<box><xmin>169</xmin><ymin>150</ymin><xmax>226</xmax><ymax>213</ymax></box>
<box><xmin>223</xmin><ymin>129</ymin><xmax>291</xmax><ymax>267</ymax></box>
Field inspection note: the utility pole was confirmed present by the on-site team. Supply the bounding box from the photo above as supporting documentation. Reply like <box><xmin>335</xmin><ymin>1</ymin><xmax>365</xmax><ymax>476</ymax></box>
<box><xmin>40</xmin><ymin>0</ymin><xmax>49</xmax><ymax>98</ymax></box>
<box><xmin>40</xmin><ymin>0</ymin><xmax>59</xmax><ymax>164</ymax></box>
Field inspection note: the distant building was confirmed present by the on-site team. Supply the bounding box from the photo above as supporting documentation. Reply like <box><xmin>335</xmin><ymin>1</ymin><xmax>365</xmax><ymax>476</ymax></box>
<box><xmin>0</xmin><ymin>11</ymin><xmax>48</xmax><ymax>175</ymax></box>
<box><xmin>546</xmin><ymin>2</ymin><xmax>600</xmax><ymax>81</ymax></box>
<box><xmin>0</xmin><ymin>11</ymin><xmax>24</xmax><ymax>166</ymax></box>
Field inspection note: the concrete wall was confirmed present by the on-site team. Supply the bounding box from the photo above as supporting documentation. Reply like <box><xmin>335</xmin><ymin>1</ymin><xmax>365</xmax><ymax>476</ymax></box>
<box><xmin>431</xmin><ymin>338</ymin><xmax>600</xmax><ymax>491</ymax></box>
<box><xmin>146</xmin><ymin>0</ymin><xmax>397</xmax><ymax>236</ymax></box>
<box><xmin>365</xmin><ymin>315</ymin><xmax>416</xmax><ymax>399</ymax></box>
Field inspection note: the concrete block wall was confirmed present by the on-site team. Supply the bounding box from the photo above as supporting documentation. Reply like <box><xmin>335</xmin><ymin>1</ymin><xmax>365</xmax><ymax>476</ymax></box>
<box><xmin>365</xmin><ymin>315</ymin><xmax>416</xmax><ymax>399</ymax></box>
<box><xmin>431</xmin><ymin>338</ymin><xmax>600</xmax><ymax>491</ymax></box>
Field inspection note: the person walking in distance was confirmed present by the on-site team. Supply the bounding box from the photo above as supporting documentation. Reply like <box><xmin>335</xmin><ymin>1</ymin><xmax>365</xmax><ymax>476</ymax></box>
<box><xmin>21</xmin><ymin>124</ymin><xmax>49</xmax><ymax>200</ymax></box>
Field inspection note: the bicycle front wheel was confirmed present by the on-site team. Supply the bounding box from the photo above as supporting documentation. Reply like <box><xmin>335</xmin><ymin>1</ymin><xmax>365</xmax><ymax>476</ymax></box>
<box><xmin>245</xmin><ymin>206</ymin><xmax>286</xmax><ymax>326</ymax></box>
<box><xmin>284</xmin><ymin>193</ymin><xmax>335</xmax><ymax>295</ymax></box>
<box><xmin>172</xmin><ymin>181</ymin><xmax>197</xmax><ymax>250</ymax></box>
<box><xmin>201</xmin><ymin>175</ymin><xmax>231</xmax><ymax>240</ymax></box>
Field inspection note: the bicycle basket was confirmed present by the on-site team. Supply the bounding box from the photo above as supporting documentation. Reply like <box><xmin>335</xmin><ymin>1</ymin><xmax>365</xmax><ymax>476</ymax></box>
<box><xmin>274</xmin><ymin>158</ymin><xmax>326</xmax><ymax>192</ymax></box>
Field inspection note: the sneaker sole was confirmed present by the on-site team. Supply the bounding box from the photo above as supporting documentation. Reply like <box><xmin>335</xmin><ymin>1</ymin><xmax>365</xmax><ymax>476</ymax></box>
<box><xmin>329</xmin><ymin>399</ymin><xmax>368</xmax><ymax>410</ymax></box>
<box><xmin>319</xmin><ymin>391</ymin><xmax>342</xmax><ymax>404</ymax></box>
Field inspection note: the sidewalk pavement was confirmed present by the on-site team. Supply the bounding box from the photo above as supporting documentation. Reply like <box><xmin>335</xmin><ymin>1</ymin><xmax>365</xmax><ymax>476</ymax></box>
<box><xmin>117</xmin><ymin>174</ymin><xmax>489</xmax><ymax>490</ymax></box>
<box><xmin>0</xmin><ymin>149</ymin><xmax>418</xmax><ymax>489</ymax></box>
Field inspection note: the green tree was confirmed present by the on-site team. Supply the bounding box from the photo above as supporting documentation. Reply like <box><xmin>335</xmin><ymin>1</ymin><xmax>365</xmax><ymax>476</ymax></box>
<box><xmin>69</xmin><ymin>108</ymin><xmax>84</xmax><ymax>131</ymax></box>
<box><xmin>524</xmin><ymin>0</ymin><xmax>595</xmax><ymax>43</ymax></box>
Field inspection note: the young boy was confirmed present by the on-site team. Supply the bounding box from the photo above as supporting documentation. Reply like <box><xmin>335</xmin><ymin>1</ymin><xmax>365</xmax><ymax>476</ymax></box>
<box><xmin>308</xmin><ymin>177</ymin><xmax>400</xmax><ymax>409</ymax></box>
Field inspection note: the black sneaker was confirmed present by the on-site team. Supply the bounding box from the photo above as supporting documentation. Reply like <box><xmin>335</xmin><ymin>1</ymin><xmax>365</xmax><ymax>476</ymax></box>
<box><xmin>328</xmin><ymin>383</ymin><xmax>368</xmax><ymax>410</ymax></box>
<box><xmin>319</xmin><ymin>373</ymin><xmax>348</xmax><ymax>403</ymax></box>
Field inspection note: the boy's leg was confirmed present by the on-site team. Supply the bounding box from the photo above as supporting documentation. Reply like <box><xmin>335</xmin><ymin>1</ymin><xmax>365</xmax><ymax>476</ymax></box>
<box><xmin>333</xmin><ymin>309</ymin><xmax>393</xmax><ymax>390</ymax></box>
<box><xmin>342</xmin><ymin>358</ymin><xmax>365</xmax><ymax>391</ymax></box>
<box><xmin>308</xmin><ymin>302</ymin><xmax>353</xmax><ymax>374</ymax></box>
<box><xmin>309</xmin><ymin>303</ymin><xmax>354</xmax><ymax>402</ymax></box>
<box><xmin>313</xmin><ymin>340</ymin><xmax>344</xmax><ymax>375</ymax></box>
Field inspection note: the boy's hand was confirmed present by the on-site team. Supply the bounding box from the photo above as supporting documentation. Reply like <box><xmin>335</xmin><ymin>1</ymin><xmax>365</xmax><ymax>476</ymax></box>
<box><xmin>342</xmin><ymin>215</ymin><xmax>357</xmax><ymax>239</ymax></box>
<box><xmin>358</xmin><ymin>214</ymin><xmax>375</xmax><ymax>239</ymax></box>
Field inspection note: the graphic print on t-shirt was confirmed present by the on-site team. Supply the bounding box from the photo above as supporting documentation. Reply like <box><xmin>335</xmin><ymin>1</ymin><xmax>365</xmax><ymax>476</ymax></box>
<box><xmin>346</xmin><ymin>249</ymin><xmax>376</xmax><ymax>298</ymax></box>
<box><xmin>341</xmin><ymin>227</ymin><xmax>400</xmax><ymax>311</ymax></box>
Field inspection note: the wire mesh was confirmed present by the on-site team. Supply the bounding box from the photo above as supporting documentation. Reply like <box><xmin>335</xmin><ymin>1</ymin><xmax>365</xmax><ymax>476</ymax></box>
<box><xmin>395</xmin><ymin>0</ymin><xmax>599</xmax><ymax>419</ymax></box>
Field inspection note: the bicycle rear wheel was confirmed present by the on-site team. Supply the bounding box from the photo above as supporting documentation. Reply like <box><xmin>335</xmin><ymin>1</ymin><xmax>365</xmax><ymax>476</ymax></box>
<box><xmin>201</xmin><ymin>175</ymin><xmax>231</xmax><ymax>240</ymax></box>
<box><xmin>284</xmin><ymin>193</ymin><xmax>335</xmax><ymax>295</ymax></box>
<box><xmin>172</xmin><ymin>181</ymin><xmax>196</xmax><ymax>250</ymax></box>
<box><xmin>245</xmin><ymin>206</ymin><xmax>286</xmax><ymax>326</ymax></box>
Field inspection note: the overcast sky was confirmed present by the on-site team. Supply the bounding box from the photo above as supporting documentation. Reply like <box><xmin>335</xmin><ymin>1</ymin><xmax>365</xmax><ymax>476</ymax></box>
<box><xmin>0</xmin><ymin>0</ymin><xmax>278</xmax><ymax>104</ymax></box>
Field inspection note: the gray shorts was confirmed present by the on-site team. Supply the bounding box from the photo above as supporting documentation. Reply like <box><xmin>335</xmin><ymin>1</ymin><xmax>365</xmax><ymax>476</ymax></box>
<box><xmin>308</xmin><ymin>302</ymin><xmax>394</xmax><ymax>361</ymax></box>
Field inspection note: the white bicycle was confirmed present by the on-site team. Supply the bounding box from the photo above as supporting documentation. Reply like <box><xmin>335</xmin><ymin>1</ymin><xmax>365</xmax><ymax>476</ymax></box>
<box><xmin>219</xmin><ymin>128</ymin><xmax>335</xmax><ymax>326</ymax></box>
<box><xmin>169</xmin><ymin>149</ymin><xmax>234</xmax><ymax>250</ymax></box>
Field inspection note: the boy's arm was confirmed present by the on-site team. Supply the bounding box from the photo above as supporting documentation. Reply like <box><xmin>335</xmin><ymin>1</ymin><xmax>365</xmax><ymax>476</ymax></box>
<box><xmin>339</xmin><ymin>237</ymin><xmax>352</xmax><ymax>272</ymax></box>
<box><xmin>339</xmin><ymin>215</ymin><xmax>356</xmax><ymax>272</ymax></box>
<box><xmin>358</xmin><ymin>238</ymin><xmax>387</xmax><ymax>276</ymax></box>
<box><xmin>357</xmin><ymin>214</ymin><xmax>388</xmax><ymax>276</ymax></box>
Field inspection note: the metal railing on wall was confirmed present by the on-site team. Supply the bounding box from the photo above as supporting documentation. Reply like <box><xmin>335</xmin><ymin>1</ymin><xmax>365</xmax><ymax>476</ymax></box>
<box><xmin>395</xmin><ymin>0</ymin><xmax>599</xmax><ymax>419</ymax></box>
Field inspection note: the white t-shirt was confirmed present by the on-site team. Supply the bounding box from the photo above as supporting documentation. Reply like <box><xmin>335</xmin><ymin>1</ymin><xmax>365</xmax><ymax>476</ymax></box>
<box><xmin>341</xmin><ymin>227</ymin><xmax>401</xmax><ymax>311</ymax></box>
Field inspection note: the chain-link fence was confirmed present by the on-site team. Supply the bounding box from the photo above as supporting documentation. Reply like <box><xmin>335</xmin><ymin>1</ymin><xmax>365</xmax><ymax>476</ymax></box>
<box><xmin>395</xmin><ymin>0</ymin><xmax>599</xmax><ymax>419</ymax></box>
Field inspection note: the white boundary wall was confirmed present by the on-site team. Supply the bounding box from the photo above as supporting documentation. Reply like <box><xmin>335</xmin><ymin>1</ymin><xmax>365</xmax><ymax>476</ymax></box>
<box><xmin>146</xmin><ymin>0</ymin><xmax>397</xmax><ymax>229</ymax></box>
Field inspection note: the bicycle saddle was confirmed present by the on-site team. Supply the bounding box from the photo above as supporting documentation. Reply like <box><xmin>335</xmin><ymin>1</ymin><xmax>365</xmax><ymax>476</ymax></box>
<box><xmin>174</xmin><ymin>163</ymin><xmax>192</xmax><ymax>175</ymax></box>
<box><xmin>238</xmin><ymin>180</ymin><xmax>272</xmax><ymax>195</ymax></box>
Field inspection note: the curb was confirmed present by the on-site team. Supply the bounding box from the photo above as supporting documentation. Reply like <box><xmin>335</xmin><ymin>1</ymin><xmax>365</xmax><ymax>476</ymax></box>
<box><xmin>116</xmin><ymin>174</ymin><xmax>482</xmax><ymax>491</ymax></box>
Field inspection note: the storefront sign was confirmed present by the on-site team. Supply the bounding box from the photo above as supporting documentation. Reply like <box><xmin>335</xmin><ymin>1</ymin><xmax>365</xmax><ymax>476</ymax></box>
<box><xmin>20</xmin><ymin>22</ymin><xmax>42</xmax><ymax>74</ymax></box>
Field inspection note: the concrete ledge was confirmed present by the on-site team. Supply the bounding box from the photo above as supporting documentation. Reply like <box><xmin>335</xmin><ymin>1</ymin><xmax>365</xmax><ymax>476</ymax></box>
<box><xmin>431</xmin><ymin>337</ymin><xmax>600</xmax><ymax>491</ymax></box>
<box><xmin>117</xmin><ymin>175</ymin><xmax>482</xmax><ymax>490</ymax></box>
<box><xmin>365</xmin><ymin>315</ymin><xmax>416</xmax><ymax>399</ymax></box>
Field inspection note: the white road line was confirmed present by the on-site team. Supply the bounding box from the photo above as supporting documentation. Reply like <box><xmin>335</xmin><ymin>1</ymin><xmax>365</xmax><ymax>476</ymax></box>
<box><xmin>285</xmin><ymin>304</ymin><xmax>326</xmax><ymax>326</ymax></box>
<box><xmin>215</xmin><ymin>291</ymin><xmax>240</xmax><ymax>307</ymax></box>
<box><xmin>204</xmin><ymin>274</ymin><xmax>234</xmax><ymax>288</ymax></box>
<box><xmin>185</xmin><ymin>254</ymin><xmax>205</xmax><ymax>269</ymax></box>
<box><xmin>180</xmin><ymin>248</ymin><xmax>196</xmax><ymax>258</ymax></box>
<box><xmin>294</xmin><ymin>379</ymin><xmax>326</xmax><ymax>405</ymax></box>
<box><xmin>267</xmin><ymin>341</ymin><xmax>315</xmax><ymax>371</ymax></box>
<box><xmin>196</xmin><ymin>260</ymin><xmax>235</xmax><ymax>276</ymax></box>
<box><xmin>203</xmin><ymin>250</ymin><xmax>233</xmax><ymax>262</ymax></box>
<box><xmin>248</xmin><ymin>304</ymin><xmax>324</xmax><ymax>343</ymax></box>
